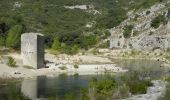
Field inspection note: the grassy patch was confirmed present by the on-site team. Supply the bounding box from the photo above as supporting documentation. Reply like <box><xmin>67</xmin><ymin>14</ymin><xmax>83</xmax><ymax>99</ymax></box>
<box><xmin>23</xmin><ymin>65</ymin><xmax>34</xmax><ymax>69</ymax></box>
<box><xmin>7</xmin><ymin>56</ymin><xmax>17</xmax><ymax>67</ymax></box>
<box><xmin>58</xmin><ymin>65</ymin><xmax>67</xmax><ymax>70</ymax></box>
<box><xmin>128</xmin><ymin>80</ymin><xmax>152</xmax><ymax>94</ymax></box>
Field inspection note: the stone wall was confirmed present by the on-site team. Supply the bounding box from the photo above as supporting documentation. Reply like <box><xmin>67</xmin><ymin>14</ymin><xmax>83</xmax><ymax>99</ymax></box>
<box><xmin>21</xmin><ymin>33</ymin><xmax>45</xmax><ymax>69</ymax></box>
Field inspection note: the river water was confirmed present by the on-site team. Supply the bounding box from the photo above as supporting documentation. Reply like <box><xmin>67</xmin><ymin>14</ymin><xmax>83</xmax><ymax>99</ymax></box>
<box><xmin>0</xmin><ymin>59</ymin><xmax>169</xmax><ymax>100</ymax></box>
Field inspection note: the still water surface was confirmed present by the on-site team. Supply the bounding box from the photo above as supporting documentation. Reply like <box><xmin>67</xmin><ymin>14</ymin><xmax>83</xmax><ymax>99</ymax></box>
<box><xmin>0</xmin><ymin>59</ymin><xmax>169</xmax><ymax>99</ymax></box>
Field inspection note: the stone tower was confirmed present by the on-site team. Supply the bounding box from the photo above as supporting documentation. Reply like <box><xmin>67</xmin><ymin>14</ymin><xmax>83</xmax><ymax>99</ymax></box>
<box><xmin>21</xmin><ymin>33</ymin><xmax>45</xmax><ymax>69</ymax></box>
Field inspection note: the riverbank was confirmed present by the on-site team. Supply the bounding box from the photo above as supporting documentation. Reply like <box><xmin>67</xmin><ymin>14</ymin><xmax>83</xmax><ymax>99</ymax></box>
<box><xmin>125</xmin><ymin>80</ymin><xmax>166</xmax><ymax>100</ymax></box>
<box><xmin>0</xmin><ymin>53</ymin><xmax>128</xmax><ymax>79</ymax></box>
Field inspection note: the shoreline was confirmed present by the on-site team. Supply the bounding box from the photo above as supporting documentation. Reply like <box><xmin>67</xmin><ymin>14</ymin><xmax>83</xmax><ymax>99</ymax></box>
<box><xmin>0</xmin><ymin>52</ymin><xmax>169</xmax><ymax>79</ymax></box>
<box><xmin>0</xmin><ymin>63</ymin><xmax>128</xmax><ymax>79</ymax></box>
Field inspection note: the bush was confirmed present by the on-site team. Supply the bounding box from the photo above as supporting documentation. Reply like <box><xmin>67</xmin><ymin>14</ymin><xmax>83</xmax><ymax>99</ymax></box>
<box><xmin>123</xmin><ymin>25</ymin><xmax>133</xmax><ymax>38</ymax></box>
<box><xmin>151</xmin><ymin>14</ymin><xmax>166</xmax><ymax>29</ymax></box>
<box><xmin>7</xmin><ymin>57</ymin><xmax>17</xmax><ymax>67</ymax></box>
<box><xmin>52</xmin><ymin>36</ymin><xmax>60</xmax><ymax>50</ymax></box>
<box><xmin>146</xmin><ymin>11</ymin><xmax>150</xmax><ymax>15</ymax></box>
<box><xmin>58</xmin><ymin>65</ymin><xmax>67</xmax><ymax>70</ymax></box>
<box><xmin>74</xmin><ymin>64</ymin><xmax>79</xmax><ymax>69</ymax></box>
<box><xmin>128</xmin><ymin>80</ymin><xmax>152</xmax><ymax>94</ymax></box>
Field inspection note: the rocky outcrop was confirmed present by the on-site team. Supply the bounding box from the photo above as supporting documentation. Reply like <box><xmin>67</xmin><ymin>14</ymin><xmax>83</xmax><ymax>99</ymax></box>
<box><xmin>110</xmin><ymin>1</ymin><xmax>170</xmax><ymax>51</ymax></box>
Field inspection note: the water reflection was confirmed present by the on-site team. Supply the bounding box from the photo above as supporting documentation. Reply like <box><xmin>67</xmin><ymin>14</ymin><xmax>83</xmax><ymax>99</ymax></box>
<box><xmin>0</xmin><ymin>59</ymin><xmax>169</xmax><ymax>100</ymax></box>
<box><xmin>21</xmin><ymin>75</ymin><xmax>102</xmax><ymax>99</ymax></box>
<box><xmin>21</xmin><ymin>77</ymin><xmax>38</xmax><ymax>99</ymax></box>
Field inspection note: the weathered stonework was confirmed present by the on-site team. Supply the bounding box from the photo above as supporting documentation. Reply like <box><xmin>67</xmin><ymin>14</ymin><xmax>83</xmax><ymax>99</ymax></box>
<box><xmin>21</xmin><ymin>33</ymin><xmax>45</xmax><ymax>69</ymax></box>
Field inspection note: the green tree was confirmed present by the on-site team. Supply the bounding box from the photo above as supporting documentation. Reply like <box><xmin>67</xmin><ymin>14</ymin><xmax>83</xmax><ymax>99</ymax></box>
<box><xmin>6</xmin><ymin>25</ymin><xmax>23</xmax><ymax>48</ymax></box>
<box><xmin>52</xmin><ymin>36</ymin><xmax>60</xmax><ymax>50</ymax></box>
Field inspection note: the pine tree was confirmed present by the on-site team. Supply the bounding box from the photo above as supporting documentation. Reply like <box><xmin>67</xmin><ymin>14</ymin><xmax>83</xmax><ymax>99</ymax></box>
<box><xmin>6</xmin><ymin>25</ymin><xmax>23</xmax><ymax>48</ymax></box>
<box><xmin>52</xmin><ymin>36</ymin><xmax>60</xmax><ymax>50</ymax></box>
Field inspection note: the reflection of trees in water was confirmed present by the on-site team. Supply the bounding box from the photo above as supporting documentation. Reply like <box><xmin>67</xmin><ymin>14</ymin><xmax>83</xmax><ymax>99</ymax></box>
<box><xmin>0</xmin><ymin>84</ymin><xmax>30</xmax><ymax>100</ymax></box>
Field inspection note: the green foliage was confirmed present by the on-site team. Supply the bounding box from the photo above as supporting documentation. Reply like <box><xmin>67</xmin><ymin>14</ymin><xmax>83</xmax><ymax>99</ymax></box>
<box><xmin>128</xmin><ymin>80</ymin><xmax>152</xmax><ymax>94</ymax></box>
<box><xmin>70</xmin><ymin>45</ymin><xmax>79</xmax><ymax>55</ymax></box>
<box><xmin>23</xmin><ymin>65</ymin><xmax>34</xmax><ymax>69</ymax></box>
<box><xmin>0</xmin><ymin>84</ymin><xmax>30</xmax><ymax>100</ymax></box>
<box><xmin>80</xmin><ymin>88</ymin><xmax>90</xmax><ymax>100</ymax></box>
<box><xmin>6</xmin><ymin>25</ymin><xmax>23</xmax><ymax>48</ymax></box>
<box><xmin>129</xmin><ymin>0</ymin><xmax>160</xmax><ymax>10</ymax></box>
<box><xmin>123</xmin><ymin>25</ymin><xmax>133</xmax><ymax>38</ymax></box>
<box><xmin>52</xmin><ymin>36</ymin><xmax>60</xmax><ymax>50</ymax></box>
<box><xmin>90</xmin><ymin>77</ymin><xmax>117</xmax><ymax>97</ymax></box>
<box><xmin>58</xmin><ymin>65</ymin><xmax>67</xmax><ymax>70</ymax></box>
<box><xmin>130</xmin><ymin>49</ymin><xmax>140</xmax><ymax>56</ymax></box>
<box><xmin>0</xmin><ymin>0</ymin><xmax>160</xmax><ymax>52</ymax></box>
<box><xmin>164</xmin><ymin>84</ymin><xmax>170</xmax><ymax>100</ymax></box>
<box><xmin>165</xmin><ymin>77</ymin><xmax>170</xmax><ymax>82</ymax></box>
<box><xmin>146</xmin><ymin>10</ymin><xmax>151</xmax><ymax>15</ymax></box>
<box><xmin>151</xmin><ymin>14</ymin><xmax>166</xmax><ymax>29</ymax></box>
<box><xmin>65</xmin><ymin>93</ymin><xmax>76</xmax><ymax>100</ymax></box>
<box><xmin>0</xmin><ymin>36</ymin><xmax>5</xmax><ymax>46</ymax></box>
<box><xmin>7</xmin><ymin>56</ymin><xmax>17</xmax><ymax>67</ymax></box>
<box><xmin>74</xmin><ymin>64</ymin><xmax>79</xmax><ymax>69</ymax></box>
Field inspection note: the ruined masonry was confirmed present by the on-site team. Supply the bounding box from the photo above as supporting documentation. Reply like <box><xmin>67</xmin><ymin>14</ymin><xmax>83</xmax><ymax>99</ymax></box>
<box><xmin>21</xmin><ymin>33</ymin><xmax>45</xmax><ymax>69</ymax></box>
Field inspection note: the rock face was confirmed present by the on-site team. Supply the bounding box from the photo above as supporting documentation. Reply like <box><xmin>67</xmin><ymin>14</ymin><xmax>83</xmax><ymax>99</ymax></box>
<box><xmin>21</xmin><ymin>33</ymin><xmax>45</xmax><ymax>69</ymax></box>
<box><xmin>110</xmin><ymin>1</ymin><xmax>170</xmax><ymax>51</ymax></box>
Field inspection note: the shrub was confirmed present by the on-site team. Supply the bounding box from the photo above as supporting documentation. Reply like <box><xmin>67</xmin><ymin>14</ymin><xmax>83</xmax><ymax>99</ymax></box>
<box><xmin>123</xmin><ymin>25</ymin><xmax>133</xmax><ymax>38</ymax></box>
<box><xmin>58</xmin><ymin>65</ymin><xmax>67</xmax><ymax>70</ymax></box>
<box><xmin>146</xmin><ymin>11</ymin><xmax>150</xmax><ymax>15</ymax></box>
<box><xmin>7</xmin><ymin>56</ymin><xmax>17</xmax><ymax>67</ymax></box>
<box><xmin>52</xmin><ymin>36</ymin><xmax>60</xmax><ymax>50</ymax></box>
<box><xmin>128</xmin><ymin>80</ymin><xmax>152</xmax><ymax>94</ymax></box>
<box><xmin>151</xmin><ymin>14</ymin><xmax>166</xmax><ymax>29</ymax></box>
<box><xmin>74</xmin><ymin>64</ymin><xmax>79</xmax><ymax>69</ymax></box>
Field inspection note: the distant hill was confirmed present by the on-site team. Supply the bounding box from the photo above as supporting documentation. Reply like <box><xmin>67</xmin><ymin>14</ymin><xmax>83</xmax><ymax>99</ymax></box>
<box><xmin>0</xmin><ymin>0</ymin><xmax>163</xmax><ymax>54</ymax></box>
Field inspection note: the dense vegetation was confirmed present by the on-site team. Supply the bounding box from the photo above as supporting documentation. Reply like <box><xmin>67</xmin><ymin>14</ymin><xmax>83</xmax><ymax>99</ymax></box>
<box><xmin>0</xmin><ymin>0</ymin><xmax>162</xmax><ymax>54</ymax></box>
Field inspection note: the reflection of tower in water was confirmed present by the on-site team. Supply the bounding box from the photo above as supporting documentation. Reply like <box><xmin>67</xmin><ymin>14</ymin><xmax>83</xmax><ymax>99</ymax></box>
<box><xmin>21</xmin><ymin>76</ymin><xmax>46</xmax><ymax>99</ymax></box>
<box><xmin>21</xmin><ymin>78</ymin><xmax>38</xmax><ymax>99</ymax></box>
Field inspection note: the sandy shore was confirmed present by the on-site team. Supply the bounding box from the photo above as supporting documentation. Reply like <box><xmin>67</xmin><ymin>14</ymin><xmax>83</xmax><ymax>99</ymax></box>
<box><xmin>0</xmin><ymin>53</ymin><xmax>127</xmax><ymax>79</ymax></box>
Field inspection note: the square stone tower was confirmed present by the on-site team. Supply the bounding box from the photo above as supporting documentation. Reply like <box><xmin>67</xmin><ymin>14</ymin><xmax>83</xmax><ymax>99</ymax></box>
<box><xmin>21</xmin><ymin>33</ymin><xmax>45</xmax><ymax>69</ymax></box>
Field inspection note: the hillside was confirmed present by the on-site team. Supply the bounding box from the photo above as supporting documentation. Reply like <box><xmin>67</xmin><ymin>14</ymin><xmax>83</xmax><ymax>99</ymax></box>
<box><xmin>0</xmin><ymin>0</ymin><xmax>165</xmax><ymax>54</ymax></box>
<box><xmin>110</xmin><ymin>0</ymin><xmax>170</xmax><ymax>51</ymax></box>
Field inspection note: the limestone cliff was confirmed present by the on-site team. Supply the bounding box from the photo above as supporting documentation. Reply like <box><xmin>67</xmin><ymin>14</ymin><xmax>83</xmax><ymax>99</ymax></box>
<box><xmin>110</xmin><ymin>1</ymin><xmax>170</xmax><ymax>51</ymax></box>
